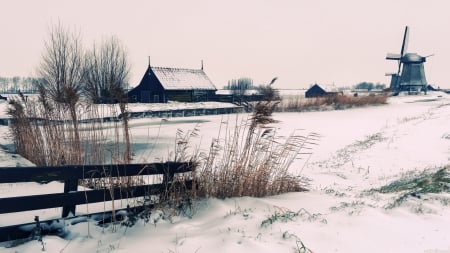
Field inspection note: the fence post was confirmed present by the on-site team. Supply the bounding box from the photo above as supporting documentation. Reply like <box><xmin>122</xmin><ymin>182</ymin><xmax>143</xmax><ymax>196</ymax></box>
<box><xmin>62</xmin><ymin>179</ymin><xmax>78</xmax><ymax>218</ymax></box>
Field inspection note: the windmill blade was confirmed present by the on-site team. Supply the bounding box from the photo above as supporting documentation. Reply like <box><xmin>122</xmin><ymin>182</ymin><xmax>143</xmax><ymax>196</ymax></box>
<box><xmin>397</xmin><ymin>26</ymin><xmax>409</xmax><ymax>75</ymax></box>
<box><xmin>400</xmin><ymin>26</ymin><xmax>409</xmax><ymax>56</ymax></box>
<box><xmin>386</xmin><ymin>53</ymin><xmax>401</xmax><ymax>60</ymax></box>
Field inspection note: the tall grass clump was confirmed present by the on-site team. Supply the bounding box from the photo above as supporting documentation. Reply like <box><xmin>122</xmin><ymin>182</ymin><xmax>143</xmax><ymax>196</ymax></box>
<box><xmin>7</xmin><ymin>93</ymin><xmax>48</xmax><ymax>165</ymax></box>
<box><xmin>7</xmin><ymin>91</ymin><xmax>131</xmax><ymax>166</ymax></box>
<box><xmin>195</xmin><ymin>78</ymin><xmax>318</xmax><ymax>198</ymax></box>
<box><xmin>7</xmin><ymin>90</ymin><xmax>80</xmax><ymax>165</ymax></box>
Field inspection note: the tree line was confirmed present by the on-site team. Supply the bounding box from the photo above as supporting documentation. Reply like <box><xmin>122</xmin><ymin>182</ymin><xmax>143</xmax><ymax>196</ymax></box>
<box><xmin>224</xmin><ymin>78</ymin><xmax>386</xmax><ymax>93</ymax></box>
<box><xmin>0</xmin><ymin>76</ymin><xmax>43</xmax><ymax>93</ymax></box>
<box><xmin>224</xmin><ymin>77</ymin><xmax>254</xmax><ymax>95</ymax></box>
<box><xmin>354</xmin><ymin>82</ymin><xmax>386</xmax><ymax>91</ymax></box>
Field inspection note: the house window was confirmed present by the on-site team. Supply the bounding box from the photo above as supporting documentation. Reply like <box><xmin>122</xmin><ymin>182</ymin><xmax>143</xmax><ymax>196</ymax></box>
<box><xmin>153</xmin><ymin>95</ymin><xmax>159</xmax><ymax>103</ymax></box>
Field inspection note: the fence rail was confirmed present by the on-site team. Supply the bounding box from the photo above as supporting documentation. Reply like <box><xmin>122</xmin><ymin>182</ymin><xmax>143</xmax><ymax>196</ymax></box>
<box><xmin>0</xmin><ymin>162</ymin><xmax>194</xmax><ymax>242</ymax></box>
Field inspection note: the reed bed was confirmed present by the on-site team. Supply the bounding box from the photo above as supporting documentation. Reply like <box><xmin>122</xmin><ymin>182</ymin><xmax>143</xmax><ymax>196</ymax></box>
<box><xmin>278</xmin><ymin>93</ymin><xmax>388</xmax><ymax>112</ymax></box>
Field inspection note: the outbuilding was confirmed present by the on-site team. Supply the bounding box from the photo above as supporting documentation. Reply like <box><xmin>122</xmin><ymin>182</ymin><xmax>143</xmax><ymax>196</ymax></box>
<box><xmin>305</xmin><ymin>84</ymin><xmax>326</xmax><ymax>98</ymax></box>
<box><xmin>128</xmin><ymin>65</ymin><xmax>217</xmax><ymax>103</ymax></box>
<box><xmin>305</xmin><ymin>84</ymin><xmax>342</xmax><ymax>98</ymax></box>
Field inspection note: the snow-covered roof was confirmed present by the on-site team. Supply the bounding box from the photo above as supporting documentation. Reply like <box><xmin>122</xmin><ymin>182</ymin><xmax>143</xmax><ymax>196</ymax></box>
<box><xmin>151</xmin><ymin>66</ymin><xmax>217</xmax><ymax>91</ymax></box>
<box><xmin>311</xmin><ymin>84</ymin><xmax>340</xmax><ymax>92</ymax></box>
<box><xmin>322</xmin><ymin>84</ymin><xmax>341</xmax><ymax>92</ymax></box>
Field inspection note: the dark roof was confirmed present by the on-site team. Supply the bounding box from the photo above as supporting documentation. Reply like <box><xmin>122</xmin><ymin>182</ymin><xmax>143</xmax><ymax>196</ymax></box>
<box><xmin>151</xmin><ymin>66</ymin><xmax>216</xmax><ymax>90</ymax></box>
<box><xmin>306</xmin><ymin>84</ymin><xmax>325</xmax><ymax>92</ymax></box>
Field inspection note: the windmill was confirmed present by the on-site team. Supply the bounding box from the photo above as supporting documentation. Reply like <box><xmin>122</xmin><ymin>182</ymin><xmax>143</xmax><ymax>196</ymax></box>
<box><xmin>386</xmin><ymin>26</ymin><xmax>432</xmax><ymax>94</ymax></box>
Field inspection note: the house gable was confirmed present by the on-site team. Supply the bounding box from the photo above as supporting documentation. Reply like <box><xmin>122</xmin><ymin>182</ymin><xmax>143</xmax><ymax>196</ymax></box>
<box><xmin>128</xmin><ymin>66</ymin><xmax>165</xmax><ymax>103</ymax></box>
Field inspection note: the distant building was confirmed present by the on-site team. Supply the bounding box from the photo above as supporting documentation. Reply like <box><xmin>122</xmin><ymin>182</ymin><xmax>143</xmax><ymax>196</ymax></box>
<box><xmin>305</xmin><ymin>84</ymin><xmax>342</xmax><ymax>98</ymax></box>
<box><xmin>386</xmin><ymin>26</ymin><xmax>430</xmax><ymax>94</ymax></box>
<box><xmin>305</xmin><ymin>84</ymin><xmax>326</xmax><ymax>98</ymax></box>
<box><xmin>128</xmin><ymin>65</ymin><xmax>217</xmax><ymax>103</ymax></box>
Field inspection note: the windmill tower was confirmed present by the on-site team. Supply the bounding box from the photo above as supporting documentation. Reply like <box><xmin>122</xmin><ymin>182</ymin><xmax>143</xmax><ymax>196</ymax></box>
<box><xmin>386</xmin><ymin>26</ymin><xmax>432</xmax><ymax>94</ymax></box>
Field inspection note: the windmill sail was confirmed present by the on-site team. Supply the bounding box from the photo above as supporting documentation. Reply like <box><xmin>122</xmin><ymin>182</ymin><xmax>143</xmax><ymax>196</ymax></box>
<box><xmin>400</xmin><ymin>26</ymin><xmax>409</xmax><ymax>57</ymax></box>
<box><xmin>386</xmin><ymin>53</ymin><xmax>401</xmax><ymax>60</ymax></box>
<box><xmin>397</xmin><ymin>26</ymin><xmax>409</xmax><ymax>75</ymax></box>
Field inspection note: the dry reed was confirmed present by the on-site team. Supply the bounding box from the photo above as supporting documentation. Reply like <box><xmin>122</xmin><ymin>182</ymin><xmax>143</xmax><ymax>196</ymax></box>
<box><xmin>193</xmin><ymin>115</ymin><xmax>317</xmax><ymax>198</ymax></box>
<box><xmin>193</xmin><ymin>83</ymin><xmax>317</xmax><ymax>198</ymax></box>
<box><xmin>278</xmin><ymin>93</ymin><xmax>388</xmax><ymax>112</ymax></box>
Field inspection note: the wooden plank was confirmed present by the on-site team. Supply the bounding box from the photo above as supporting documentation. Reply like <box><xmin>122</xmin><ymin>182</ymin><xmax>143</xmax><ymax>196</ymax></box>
<box><xmin>0</xmin><ymin>162</ymin><xmax>194</xmax><ymax>183</ymax></box>
<box><xmin>62</xmin><ymin>179</ymin><xmax>79</xmax><ymax>218</ymax></box>
<box><xmin>0</xmin><ymin>181</ymin><xmax>192</xmax><ymax>214</ymax></box>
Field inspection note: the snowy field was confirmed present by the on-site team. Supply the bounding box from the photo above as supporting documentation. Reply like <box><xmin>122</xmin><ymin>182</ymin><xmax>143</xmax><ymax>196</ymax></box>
<box><xmin>0</xmin><ymin>92</ymin><xmax>450</xmax><ymax>252</ymax></box>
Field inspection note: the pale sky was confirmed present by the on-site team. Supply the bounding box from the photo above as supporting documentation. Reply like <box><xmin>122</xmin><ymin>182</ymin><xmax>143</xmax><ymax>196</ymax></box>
<box><xmin>1</xmin><ymin>0</ymin><xmax>449</xmax><ymax>89</ymax></box>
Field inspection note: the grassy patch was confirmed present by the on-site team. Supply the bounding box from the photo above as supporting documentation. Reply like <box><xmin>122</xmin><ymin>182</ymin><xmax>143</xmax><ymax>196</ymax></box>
<box><xmin>378</xmin><ymin>167</ymin><xmax>449</xmax><ymax>194</ymax></box>
<box><xmin>371</xmin><ymin>166</ymin><xmax>450</xmax><ymax>208</ymax></box>
<box><xmin>261</xmin><ymin>207</ymin><xmax>326</xmax><ymax>228</ymax></box>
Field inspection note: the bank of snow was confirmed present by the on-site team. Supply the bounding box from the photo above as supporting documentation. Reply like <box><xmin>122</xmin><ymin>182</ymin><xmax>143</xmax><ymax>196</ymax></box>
<box><xmin>1</xmin><ymin>92</ymin><xmax>449</xmax><ymax>253</ymax></box>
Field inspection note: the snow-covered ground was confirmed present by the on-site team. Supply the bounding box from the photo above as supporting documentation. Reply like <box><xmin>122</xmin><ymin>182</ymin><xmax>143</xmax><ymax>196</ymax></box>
<box><xmin>1</xmin><ymin>92</ymin><xmax>449</xmax><ymax>252</ymax></box>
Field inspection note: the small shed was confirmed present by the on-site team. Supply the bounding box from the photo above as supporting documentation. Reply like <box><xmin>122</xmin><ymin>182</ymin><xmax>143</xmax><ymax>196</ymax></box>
<box><xmin>305</xmin><ymin>84</ymin><xmax>342</xmax><ymax>98</ymax></box>
<box><xmin>128</xmin><ymin>65</ymin><xmax>217</xmax><ymax>103</ymax></box>
<box><xmin>305</xmin><ymin>84</ymin><xmax>326</xmax><ymax>98</ymax></box>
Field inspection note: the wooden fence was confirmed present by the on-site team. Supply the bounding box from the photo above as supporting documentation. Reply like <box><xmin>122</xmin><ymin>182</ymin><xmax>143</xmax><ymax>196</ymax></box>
<box><xmin>0</xmin><ymin>162</ymin><xmax>194</xmax><ymax>242</ymax></box>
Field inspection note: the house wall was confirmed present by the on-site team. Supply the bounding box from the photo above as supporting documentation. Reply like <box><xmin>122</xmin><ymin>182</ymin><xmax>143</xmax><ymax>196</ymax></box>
<box><xmin>166</xmin><ymin>90</ymin><xmax>216</xmax><ymax>102</ymax></box>
<box><xmin>128</xmin><ymin>67</ymin><xmax>166</xmax><ymax>103</ymax></box>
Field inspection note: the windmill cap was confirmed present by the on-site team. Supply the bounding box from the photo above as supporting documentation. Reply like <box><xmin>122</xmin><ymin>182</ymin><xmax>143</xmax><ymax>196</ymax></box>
<box><xmin>402</xmin><ymin>53</ymin><xmax>426</xmax><ymax>63</ymax></box>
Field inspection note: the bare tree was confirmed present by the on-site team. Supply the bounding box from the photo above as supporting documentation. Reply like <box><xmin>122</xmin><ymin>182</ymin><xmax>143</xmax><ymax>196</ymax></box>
<box><xmin>83</xmin><ymin>36</ymin><xmax>131</xmax><ymax>162</ymax></box>
<box><xmin>38</xmin><ymin>22</ymin><xmax>85</xmax><ymax>164</ymax></box>
<box><xmin>83</xmin><ymin>36</ymin><xmax>130</xmax><ymax>104</ymax></box>
<box><xmin>226</xmin><ymin>77</ymin><xmax>253</xmax><ymax>95</ymax></box>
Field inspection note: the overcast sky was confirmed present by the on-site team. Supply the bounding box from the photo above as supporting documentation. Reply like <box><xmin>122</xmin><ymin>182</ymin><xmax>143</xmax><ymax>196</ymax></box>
<box><xmin>1</xmin><ymin>0</ymin><xmax>449</xmax><ymax>89</ymax></box>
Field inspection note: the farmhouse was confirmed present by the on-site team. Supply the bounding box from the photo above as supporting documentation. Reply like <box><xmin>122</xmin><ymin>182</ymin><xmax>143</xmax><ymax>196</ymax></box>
<box><xmin>128</xmin><ymin>65</ymin><xmax>217</xmax><ymax>103</ymax></box>
<box><xmin>305</xmin><ymin>84</ymin><xmax>342</xmax><ymax>98</ymax></box>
